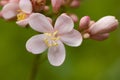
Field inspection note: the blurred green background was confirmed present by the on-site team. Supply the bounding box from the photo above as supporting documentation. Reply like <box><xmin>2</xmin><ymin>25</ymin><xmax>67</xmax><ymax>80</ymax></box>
<box><xmin>0</xmin><ymin>0</ymin><xmax>120</xmax><ymax>80</ymax></box>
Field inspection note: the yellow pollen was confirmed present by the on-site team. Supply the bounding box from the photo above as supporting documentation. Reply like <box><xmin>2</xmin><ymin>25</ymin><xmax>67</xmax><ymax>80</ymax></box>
<box><xmin>17</xmin><ymin>10</ymin><xmax>27</xmax><ymax>21</ymax></box>
<box><xmin>44</xmin><ymin>31</ymin><xmax>60</xmax><ymax>47</ymax></box>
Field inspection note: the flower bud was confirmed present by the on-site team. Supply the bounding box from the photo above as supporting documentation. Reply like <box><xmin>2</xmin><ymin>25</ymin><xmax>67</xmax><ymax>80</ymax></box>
<box><xmin>69</xmin><ymin>14</ymin><xmax>78</xmax><ymax>23</ymax></box>
<box><xmin>31</xmin><ymin>0</ymin><xmax>46</xmax><ymax>12</ymax></box>
<box><xmin>83</xmin><ymin>33</ymin><xmax>90</xmax><ymax>39</ymax></box>
<box><xmin>89</xmin><ymin>20</ymin><xmax>95</xmax><ymax>27</ymax></box>
<box><xmin>89</xmin><ymin>16</ymin><xmax>119</xmax><ymax>35</ymax></box>
<box><xmin>90</xmin><ymin>33</ymin><xmax>109</xmax><ymax>41</ymax></box>
<box><xmin>44</xmin><ymin>6</ymin><xmax>49</xmax><ymax>12</ymax></box>
<box><xmin>79</xmin><ymin>16</ymin><xmax>90</xmax><ymax>30</ymax></box>
<box><xmin>70</xmin><ymin>0</ymin><xmax>80</xmax><ymax>8</ymax></box>
<box><xmin>51</xmin><ymin>0</ymin><xmax>63</xmax><ymax>13</ymax></box>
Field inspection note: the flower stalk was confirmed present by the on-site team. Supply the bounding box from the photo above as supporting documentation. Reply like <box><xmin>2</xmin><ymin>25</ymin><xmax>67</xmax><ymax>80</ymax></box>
<box><xmin>29</xmin><ymin>54</ymin><xmax>41</xmax><ymax>80</ymax></box>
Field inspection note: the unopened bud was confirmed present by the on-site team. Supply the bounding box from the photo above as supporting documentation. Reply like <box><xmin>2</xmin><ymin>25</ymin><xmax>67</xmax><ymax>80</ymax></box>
<box><xmin>31</xmin><ymin>0</ymin><xmax>46</xmax><ymax>12</ymax></box>
<box><xmin>70</xmin><ymin>0</ymin><xmax>80</xmax><ymax>8</ymax></box>
<box><xmin>90</xmin><ymin>33</ymin><xmax>109</xmax><ymax>41</ymax></box>
<box><xmin>44</xmin><ymin>6</ymin><xmax>49</xmax><ymax>12</ymax></box>
<box><xmin>51</xmin><ymin>0</ymin><xmax>63</xmax><ymax>13</ymax></box>
<box><xmin>89</xmin><ymin>20</ymin><xmax>95</xmax><ymax>27</ymax></box>
<box><xmin>89</xmin><ymin>16</ymin><xmax>119</xmax><ymax>35</ymax></box>
<box><xmin>69</xmin><ymin>14</ymin><xmax>78</xmax><ymax>23</ymax></box>
<box><xmin>83</xmin><ymin>33</ymin><xmax>90</xmax><ymax>39</ymax></box>
<box><xmin>79</xmin><ymin>16</ymin><xmax>90</xmax><ymax>30</ymax></box>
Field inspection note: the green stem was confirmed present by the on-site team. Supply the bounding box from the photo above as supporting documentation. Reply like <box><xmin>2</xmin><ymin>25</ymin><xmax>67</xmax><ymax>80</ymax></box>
<box><xmin>29</xmin><ymin>54</ymin><xmax>41</xmax><ymax>80</ymax></box>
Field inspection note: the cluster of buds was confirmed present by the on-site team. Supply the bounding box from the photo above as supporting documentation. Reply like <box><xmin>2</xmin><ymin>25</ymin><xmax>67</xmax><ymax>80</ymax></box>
<box><xmin>0</xmin><ymin>0</ymin><xmax>119</xmax><ymax>66</ymax></box>
<box><xmin>51</xmin><ymin>0</ymin><xmax>80</xmax><ymax>13</ymax></box>
<box><xmin>79</xmin><ymin>16</ymin><xmax>119</xmax><ymax>41</ymax></box>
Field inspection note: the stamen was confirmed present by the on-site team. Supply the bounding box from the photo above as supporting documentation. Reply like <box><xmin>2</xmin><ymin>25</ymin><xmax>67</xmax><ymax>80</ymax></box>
<box><xmin>44</xmin><ymin>33</ymin><xmax>52</xmax><ymax>36</ymax></box>
<box><xmin>17</xmin><ymin>10</ymin><xmax>27</xmax><ymax>21</ymax></box>
<box><xmin>53</xmin><ymin>31</ymin><xmax>58</xmax><ymax>36</ymax></box>
<box><xmin>44</xmin><ymin>31</ymin><xmax>60</xmax><ymax>47</ymax></box>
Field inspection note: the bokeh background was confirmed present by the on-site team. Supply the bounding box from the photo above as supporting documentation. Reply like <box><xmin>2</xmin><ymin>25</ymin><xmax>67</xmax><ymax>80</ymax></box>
<box><xmin>0</xmin><ymin>0</ymin><xmax>120</xmax><ymax>80</ymax></box>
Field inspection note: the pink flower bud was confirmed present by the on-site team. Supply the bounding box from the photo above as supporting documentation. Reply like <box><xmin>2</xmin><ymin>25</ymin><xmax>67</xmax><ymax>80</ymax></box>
<box><xmin>79</xmin><ymin>16</ymin><xmax>90</xmax><ymax>30</ymax></box>
<box><xmin>31</xmin><ymin>0</ymin><xmax>46</xmax><ymax>12</ymax></box>
<box><xmin>51</xmin><ymin>0</ymin><xmax>63</xmax><ymax>13</ymax></box>
<box><xmin>90</xmin><ymin>33</ymin><xmax>109</xmax><ymax>41</ymax></box>
<box><xmin>44</xmin><ymin>6</ymin><xmax>49</xmax><ymax>12</ymax></box>
<box><xmin>89</xmin><ymin>20</ymin><xmax>95</xmax><ymax>27</ymax></box>
<box><xmin>70</xmin><ymin>0</ymin><xmax>80</xmax><ymax>8</ymax></box>
<box><xmin>83</xmin><ymin>33</ymin><xmax>90</xmax><ymax>39</ymax></box>
<box><xmin>89</xmin><ymin>16</ymin><xmax>119</xmax><ymax>35</ymax></box>
<box><xmin>69</xmin><ymin>14</ymin><xmax>78</xmax><ymax>23</ymax></box>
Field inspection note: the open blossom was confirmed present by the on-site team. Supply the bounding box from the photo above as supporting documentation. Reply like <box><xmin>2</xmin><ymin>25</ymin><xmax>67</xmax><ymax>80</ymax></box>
<box><xmin>0</xmin><ymin>0</ymin><xmax>33</xmax><ymax>27</ymax></box>
<box><xmin>79</xmin><ymin>16</ymin><xmax>119</xmax><ymax>41</ymax></box>
<box><xmin>26</xmin><ymin>13</ymin><xmax>82</xmax><ymax>66</ymax></box>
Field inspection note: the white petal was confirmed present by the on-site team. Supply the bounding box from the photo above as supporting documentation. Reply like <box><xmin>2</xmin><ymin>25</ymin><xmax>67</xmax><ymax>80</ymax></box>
<box><xmin>89</xmin><ymin>16</ymin><xmax>119</xmax><ymax>35</ymax></box>
<box><xmin>1</xmin><ymin>2</ymin><xmax>19</xmax><ymax>20</ymax></box>
<box><xmin>29</xmin><ymin>13</ymin><xmax>53</xmax><ymax>33</ymax></box>
<box><xmin>26</xmin><ymin>34</ymin><xmax>48</xmax><ymax>54</ymax></box>
<box><xmin>19</xmin><ymin>0</ymin><xmax>32</xmax><ymax>13</ymax></box>
<box><xmin>54</xmin><ymin>13</ymin><xmax>74</xmax><ymax>34</ymax></box>
<box><xmin>16</xmin><ymin>18</ymin><xmax>29</xmax><ymax>27</ymax></box>
<box><xmin>48</xmin><ymin>41</ymin><xmax>65</xmax><ymax>66</ymax></box>
<box><xmin>60</xmin><ymin>29</ymin><xmax>83</xmax><ymax>47</ymax></box>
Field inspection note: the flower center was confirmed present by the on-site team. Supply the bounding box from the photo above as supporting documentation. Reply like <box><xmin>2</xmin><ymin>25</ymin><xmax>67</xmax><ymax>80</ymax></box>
<box><xmin>17</xmin><ymin>10</ymin><xmax>27</xmax><ymax>21</ymax></box>
<box><xmin>44</xmin><ymin>31</ymin><xmax>60</xmax><ymax>47</ymax></box>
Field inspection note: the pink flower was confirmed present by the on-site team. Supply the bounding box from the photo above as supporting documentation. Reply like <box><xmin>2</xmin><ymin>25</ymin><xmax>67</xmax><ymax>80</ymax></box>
<box><xmin>26</xmin><ymin>13</ymin><xmax>83</xmax><ymax>66</ymax></box>
<box><xmin>51</xmin><ymin>0</ymin><xmax>63</xmax><ymax>13</ymax></box>
<box><xmin>0</xmin><ymin>0</ymin><xmax>32</xmax><ymax>27</ymax></box>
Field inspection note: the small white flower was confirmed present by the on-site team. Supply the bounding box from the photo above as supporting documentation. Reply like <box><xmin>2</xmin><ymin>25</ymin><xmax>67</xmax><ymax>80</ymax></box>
<box><xmin>26</xmin><ymin>13</ymin><xmax>83</xmax><ymax>66</ymax></box>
